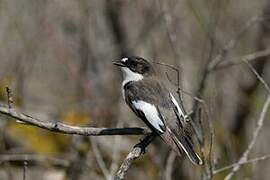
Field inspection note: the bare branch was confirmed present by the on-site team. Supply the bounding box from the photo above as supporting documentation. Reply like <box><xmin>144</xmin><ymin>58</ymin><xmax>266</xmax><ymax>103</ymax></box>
<box><xmin>109</xmin><ymin>121</ymin><xmax>123</xmax><ymax>179</ymax></box>
<box><xmin>0</xmin><ymin>154</ymin><xmax>69</xmax><ymax>167</ymax></box>
<box><xmin>213</xmin><ymin>154</ymin><xmax>270</xmax><ymax>175</ymax></box>
<box><xmin>212</xmin><ymin>49</ymin><xmax>270</xmax><ymax>72</ymax></box>
<box><xmin>23</xmin><ymin>161</ymin><xmax>27</xmax><ymax>180</ymax></box>
<box><xmin>224</xmin><ymin>60</ymin><xmax>270</xmax><ymax>179</ymax></box>
<box><xmin>114</xmin><ymin>147</ymin><xmax>141</xmax><ymax>180</ymax></box>
<box><xmin>114</xmin><ymin>134</ymin><xmax>156</xmax><ymax>180</ymax></box>
<box><xmin>193</xmin><ymin>15</ymin><xmax>264</xmax><ymax>118</ymax></box>
<box><xmin>189</xmin><ymin>16</ymin><xmax>265</xmax><ymax>179</ymax></box>
<box><xmin>207</xmin><ymin>15</ymin><xmax>264</xmax><ymax>71</ymax></box>
<box><xmin>5</xmin><ymin>87</ymin><xmax>13</xmax><ymax>109</ymax></box>
<box><xmin>152</xmin><ymin>61</ymin><xmax>182</xmax><ymax>100</ymax></box>
<box><xmin>158</xmin><ymin>0</ymin><xmax>180</xmax><ymax>62</ymax></box>
<box><xmin>90</xmin><ymin>137</ymin><xmax>110</xmax><ymax>180</ymax></box>
<box><xmin>197</xmin><ymin>103</ymin><xmax>214</xmax><ymax>180</ymax></box>
<box><xmin>153</xmin><ymin>61</ymin><xmax>181</xmax><ymax>76</ymax></box>
<box><xmin>0</xmin><ymin>105</ymin><xmax>150</xmax><ymax>136</ymax></box>
<box><xmin>164</xmin><ymin>151</ymin><xmax>176</xmax><ymax>180</ymax></box>
<box><xmin>243</xmin><ymin>60</ymin><xmax>270</xmax><ymax>94</ymax></box>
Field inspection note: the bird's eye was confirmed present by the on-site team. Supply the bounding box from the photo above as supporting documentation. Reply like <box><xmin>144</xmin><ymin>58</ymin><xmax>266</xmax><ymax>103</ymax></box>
<box><xmin>129</xmin><ymin>61</ymin><xmax>137</xmax><ymax>67</ymax></box>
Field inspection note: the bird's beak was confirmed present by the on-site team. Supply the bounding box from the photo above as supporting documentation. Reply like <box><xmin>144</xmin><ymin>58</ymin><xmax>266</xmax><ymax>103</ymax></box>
<box><xmin>113</xmin><ymin>60</ymin><xmax>126</xmax><ymax>67</ymax></box>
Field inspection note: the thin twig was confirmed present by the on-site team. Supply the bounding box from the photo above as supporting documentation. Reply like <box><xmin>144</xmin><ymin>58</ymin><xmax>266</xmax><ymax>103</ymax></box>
<box><xmin>5</xmin><ymin>87</ymin><xmax>26</xmax><ymax>124</ymax></box>
<box><xmin>158</xmin><ymin>0</ymin><xmax>181</xmax><ymax>62</ymax></box>
<box><xmin>212</xmin><ymin>49</ymin><xmax>270</xmax><ymax>72</ymax></box>
<box><xmin>243</xmin><ymin>60</ymin><xmax>270</xmax><ymax>93</ymax></box>
<box><xmin>153</xmin><ymin>61</ymin><xmax>204</xmax><ymax>103</ymax></box>
<box><xmin>0</xmin><ymin>105</ymin><xmax>150</xmax><ymax>136</ymax></box>
<box><xmin>189</xmin><ymin>15</ymin><xmax>264</xmax><ymax>180</ymax></box>
<box><xmin>114</xmin><ymin>147</ymin><xmax>142</xmax><ymax>180</ymax></box>
<box><xmin>207</xmin><ymin>15</ymin><xmax>263</xmax><ymax>71</ymax></box>
<box><xmin>213</xmin><ymin>153</ymin><xmax>270</xmax><ymax>174</ymax></box>
<box><xmin>164</xmin><ymin>151</ymin><xmax>176</xmax><ymax>180</ymax></box>
<box><xmin>0</xmin><ymin>154</ymin><xmax>69</xmax><ymax>167</ymax></box>
<box><xmin>153</xmin><ymin>61</ymin><xmax>181</xmax><ymax>76</ymax></box>
<box><xmin>23</xmin><ymin>161</ymin><xmax>27</xmax><ymax>180</ymax></box>
<box><xmin>193</xmin><ymin>15</ymin><xmax>264</xmax><ymax>121</ymax></box>
<box><xmin>109</xmin><ymin>121</ymin><xmax>123</xmax><ymax>180</ymax></box>
<box><xmin>5</xmin><ymin>87</ymin><xmax>13</xmax><ymax>109</ymax></box>
<box><xmin>205</xmin><ymin>104</ymin><xmax>214</xmax><ymax>180</ymax></box>
<box><xmin>197</xmin><ymin>102</ymin><xmax>214</xmax><ymax>180</ymax></box>
<box><xmin>114</xmin><ymin>134</ymin><xmax>156</xmax><ymax>180</ymax></box>
<box><xmin>90</xmin><ymin>137</ymin><xmax>110</xmax><ymax>180</ymax></box>
<box><xmin>224</xmin><ymin>60</ymin><xmax>270</xmax><ymax>179</ymax></box>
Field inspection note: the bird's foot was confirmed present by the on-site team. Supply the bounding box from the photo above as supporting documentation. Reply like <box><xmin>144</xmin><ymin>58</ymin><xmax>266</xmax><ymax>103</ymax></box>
<box><xmin>133</xmin><ymin>133</ymin><xmax>156</xmax><ymax>154</ymax></box>
<box><xmin>134</xmin><ymin>141</ymin><xmax>147</xmax><ymax>154</ymax></box>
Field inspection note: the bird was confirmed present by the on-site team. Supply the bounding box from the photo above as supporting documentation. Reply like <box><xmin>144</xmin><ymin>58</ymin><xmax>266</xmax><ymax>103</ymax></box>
<box><xmin>113</xmin><ymin>56</ymin><xmax>203</xmax><ymax>165</ymax></box>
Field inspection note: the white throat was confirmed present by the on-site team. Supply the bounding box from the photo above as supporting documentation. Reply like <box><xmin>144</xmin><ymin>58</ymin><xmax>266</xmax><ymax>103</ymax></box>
<box><xmin>121</xmin><ymin>67</ymin><xmax>143</xmax><ymax>87</ymax></box>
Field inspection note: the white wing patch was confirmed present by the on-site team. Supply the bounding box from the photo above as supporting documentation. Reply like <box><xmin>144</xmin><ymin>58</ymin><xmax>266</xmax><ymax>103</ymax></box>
<box><xmin>170</xmin><ymin>93</ymin><xmax>187</xmax><ymax>121</ymax></box>
<box><xmin>132</xmin><ymin>100</ymin><xmax>164</xmax><ymax>133</ymax></box>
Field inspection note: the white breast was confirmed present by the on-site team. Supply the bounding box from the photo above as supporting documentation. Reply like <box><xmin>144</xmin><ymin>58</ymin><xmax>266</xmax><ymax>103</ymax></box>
<box><xmin>132</xmin><ymin>100</ymin><xmax>164</xmax><ymax>132</ymax></box>
<box><xmin>121</xmin><ymin>67</ymin><xmax>143</xmax><ymax>100</ymax></box>
<box><xmin>121</xmin><ymin>67</ymin><xmax>143</xmax><ymax>87</ymax></box>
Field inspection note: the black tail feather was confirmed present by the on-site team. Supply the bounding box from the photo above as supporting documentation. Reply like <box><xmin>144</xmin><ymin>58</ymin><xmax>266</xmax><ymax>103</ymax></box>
<box><xmin>169</xmin><ymin>129</ymin><xmax>203</xmax><ymax>165</ymax></box>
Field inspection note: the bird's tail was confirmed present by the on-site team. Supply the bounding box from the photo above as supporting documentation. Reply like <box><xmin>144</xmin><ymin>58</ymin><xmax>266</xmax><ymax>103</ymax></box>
<box><xmin>167</xmin><ymin>129</ymin><xmax>203</xmax><ymax>165</ymax></box>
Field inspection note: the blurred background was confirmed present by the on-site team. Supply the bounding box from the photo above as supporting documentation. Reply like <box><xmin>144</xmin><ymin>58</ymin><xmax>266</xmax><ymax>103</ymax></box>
<box><xmin>0</xmin><ymin>0</ymin><xmax>270</xmax><ymax>179</ymax></box>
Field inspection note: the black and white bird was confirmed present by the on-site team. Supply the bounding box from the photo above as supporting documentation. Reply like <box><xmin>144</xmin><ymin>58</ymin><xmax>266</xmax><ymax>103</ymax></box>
<box><xmin>113</xmin><ymin>56</ymin><xmax>202</xmax><ymax>165</ymax></box>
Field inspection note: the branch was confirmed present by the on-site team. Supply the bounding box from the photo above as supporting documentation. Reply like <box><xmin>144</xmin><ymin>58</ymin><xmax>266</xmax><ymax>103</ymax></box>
<box><xmin>0</xmin><ymin>154</ymin><xmax>69</xmax><ymax>167</ymax></box>
<box><xmin>189</xmin><ymin>15</ymin><xmax>265</xmax><ymax>179</ymax></box>
<box><xmin>0</xmin><ymin>105</ymin><xmax>150</xmax><ymax>136</ymax></box>
<box><xmin>213</xmin><ymin>154</ymin><xmax>270</xmax><ymax>175</ymax></box>
<box><xmin>212</xmin><ymin>49</ymin><xmax>270</xmax><ymax>71</ymax></box>
<box><xmin>158</xmin><ymin>0</ymin><xmax>180</xmax><ymax>62</ymax></box>
<box><xmin>23</xmin><ymin>161</ymin><xmax>27</xmax><ymax>180</ymax></box>
<box><xmin>207</xmin><ymin>15</ymin><xmax>264</xmax><ymax>71</ymax></box>
<box><xmin>114</xmin><ymin>134</ymin><xmax>156</xmax><ymax>180</ymax></box>
<box><xmin>224</xmin><ymin>60</ymin><xmax>270</xmax><ymax>179</ymax></box>
<box><xmin>164</xmin><ymin>151</ymin><xmax>176</xmax><ymax>180</ymax></box>
<box><xmin>109</xmin><ymin>121</ymin><xmax>123</xmax><ymax>179</ymax></box>
<box><xmin>114</xmin><ymin>147</ymin><xmax>141</xmax><ymax>180</ymax></box>
<box><xmin>193</xmin><ymin>15</ymin><xmax>264</xmax><ymax>115</ymax></box>
<box><xmin>90</xmin><ymin>137</ymin><xmax>110</xmax><ymax>180</ymax></box>
<box><xmin>5</xmin><ymin>87</ymin><xmax>13</xmax><ymax>109</ymax></box>
<box><xmin>243</xmin><ymin>60</ymin><xmax>270</xmax><ymax>93</ymax></box>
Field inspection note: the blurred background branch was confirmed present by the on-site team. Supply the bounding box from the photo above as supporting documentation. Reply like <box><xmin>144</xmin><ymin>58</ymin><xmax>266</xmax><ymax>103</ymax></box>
<box><xmin>224</xmin><ymin>59</ymin><xmax>270</xmax><ymax>179</ymax></box>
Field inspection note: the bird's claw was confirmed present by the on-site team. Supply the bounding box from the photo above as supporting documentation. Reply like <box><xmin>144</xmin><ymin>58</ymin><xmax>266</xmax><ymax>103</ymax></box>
<box><xmin>134</xmin><ymin>142</ymin><xmax>147</xmax><ymax>154</ymax></box>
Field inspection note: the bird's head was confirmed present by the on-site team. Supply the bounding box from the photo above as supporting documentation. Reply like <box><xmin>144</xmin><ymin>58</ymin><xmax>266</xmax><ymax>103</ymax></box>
<box><xmin>113</xmin><ymin>56</ymin><xmax>155</xmax><ymax>79</ymax></box>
